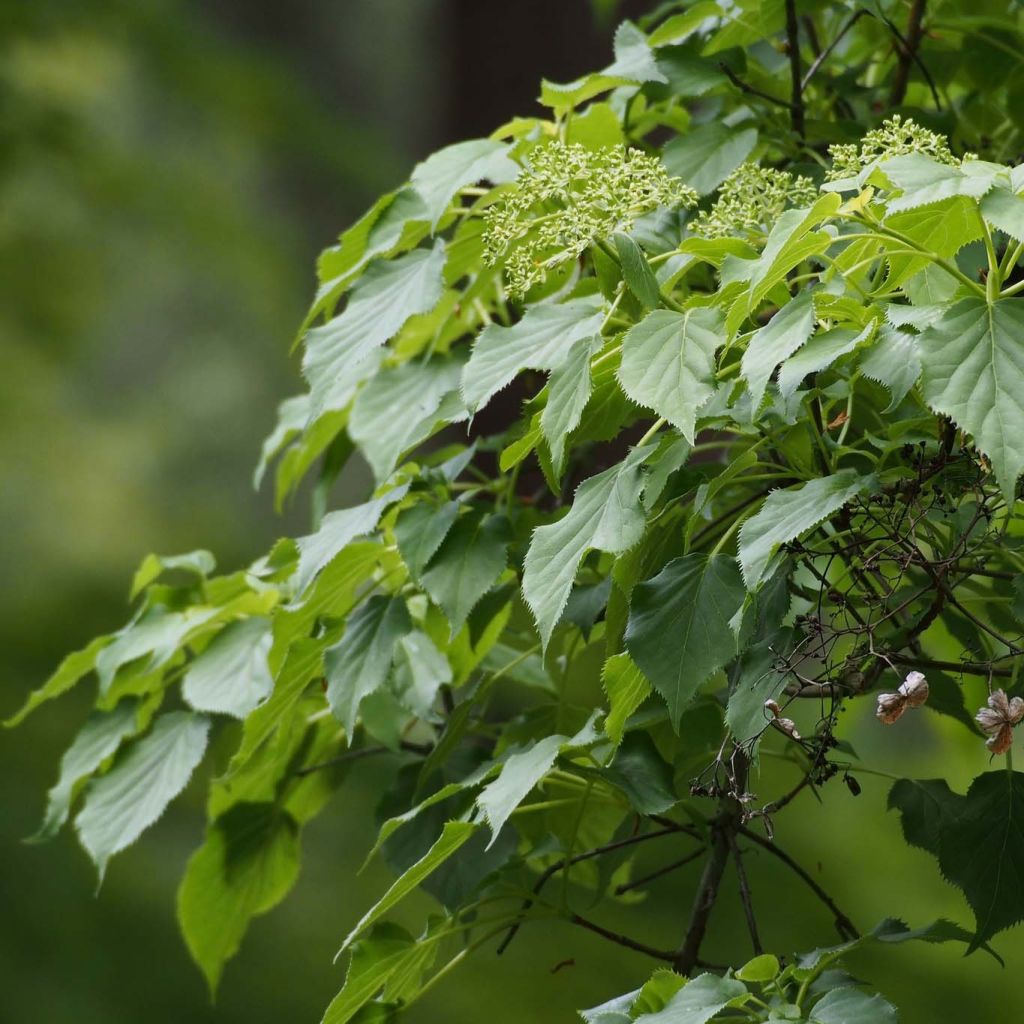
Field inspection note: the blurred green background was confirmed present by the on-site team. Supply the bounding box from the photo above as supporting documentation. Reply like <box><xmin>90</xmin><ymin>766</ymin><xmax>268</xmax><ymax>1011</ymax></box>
<box><xmin>1</xmin><ymin>1</ymin><xmax>1018</xmax><ymax>1021</ymax></box>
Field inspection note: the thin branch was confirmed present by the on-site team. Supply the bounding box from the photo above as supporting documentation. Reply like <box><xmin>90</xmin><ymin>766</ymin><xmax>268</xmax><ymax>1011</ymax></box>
<box><xmin>718</xmin><ymin>62</ymin><xmax>793</xmax><ymax>111</ymax></box>
<box><xmin>496</xmin><ymin>826</ymin><xmax>682</xmax><ymax>955</ymax></box>
<box><xmin>615</xmin><ymin>847</ymin><xmax>707</xmax><ymax>895</ymax></box>
<box><xmin>801</xmin><ymin>9</ymin><xmax>869</xmax><ymax>90</ymax></box>
<box><xmin>738</xmin><ymin>826</ymin><xmax>859</xmax><ymax>941</ymax></box>
<box><xmin>784</xmin><ymin>0</ymin><xmax>805</xmax><ymax>138</ymax></box>
<box><xmin>728</xmin><ymin>832</ymin><xmax>763</xmax><ymax>955</ymax></box>
<box><xmin>886</xmin><ymin>0</ymin><xmax>940</xmax><ymax>109</ymax></box>
<box><xmin>293</xmin><ymin>739</ymin><xmax>431</xmax><ymax>777</ymax></box>
<box><xmin>569</xmin><ymin>913</ymin><xmax>676</xmax><ymax>962</ymax></box>
<box><xmin>674</xmin><ymin>821</ymin><xmax>732</xmax><ymax>974</ymax></box>
<box><xmin>886</xmin><ymin>653</ymin><xmax>1012</xmax><ymax>679</ymax></box>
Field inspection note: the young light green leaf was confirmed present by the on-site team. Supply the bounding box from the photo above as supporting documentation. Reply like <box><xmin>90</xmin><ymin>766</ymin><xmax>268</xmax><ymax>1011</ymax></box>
<box><xmin>349</xmin><ymin>356</ymin><xmax>466</xmax><ymax>482</ymax></box>
<box><xmin>542</xmin><ymin>334</ymin><xmax>601</xmax><ymax>477</ymax></box>
<box><xmin>302</xmin><ymin>241</ymin><xmax>446</xmax><ymax>418</ymax></box>
<box><xmin>324</xmin><ymin>596</ymin><xmax>412</xmax><ymax>737</ymax></box>
<box><xmin>633</xmin><ymin>973</ymin><xmax>748</xmax><ymax>1023</ymax></box>
<box><xmin>76</xmin><ymin>711</ymin><xmax>210</xmax><ymax>880</ymax></box>
<box><xmin>177</xmin><ymin>803</ymin><xmax>301</xmax><ymax>994</ymax></box>
<box><xmin>32</xmin><ymin>700</ymin><xmax>139</xmax><ymax>842</ymax></box>
<box><xmin>919</xmin><ymin>297</ymin><xmax>1024</xmax><ymax>500</ymax></box>
<box><xmin>182</xmin><ymin>617</ymin><xmax>274</xmax><ymax>719</ymax></box>
<box><xmin>461</xmin><ymin>296</ymin><xmax>604</xmax><ymax>412</ymax></box>
<box><xmin>810</xmin><ymin>988</ymin><xmax>897</xmax><ymax>1024</ymax></box>
<box><xmin>130</xmin><ymin>550</ymin><xmax>216</xmax><ymax>599</ymax></box>
<box><xmin>254</xmin><ymin>394</ymin><xmax>310</xmax><ymax>490</ymax></box>
<box><xmin>477</xmin><ymin>734</ymin><xmax>565</xmax><ymax>845</ymax></box>
<box><xmin>604</xmin><ymin>20</ymin><xmax>667</xmax><ymax>84</ymax></box>
<box><xmin>602</xmin><ymin>652</ymin><xmax>652</xmax><ymax>746</ymax></box>
<box><xmin>420</xmin><ymin>511</ymin><xmax>509</xmax><ymax>636</ymax></box>
<box><xmin>618</xmin><ymin>308</ymin><xmax>721</xmax><ymax>442</ymax></box>
<box><xmin>523</xmin><ymin>445</ymin><xmax>652</xmax><ymax>647</ymax></box>
<box><xmin>740</xmin><ymin>290</ymin><xmax>815</xmax><ymax>408</ymax></box>
<box><xmin>410</xmin><ymin>138</ymin><xmax>518</xmax><ymax>228</ymax></box>
<box><xmin>981</xmin><ymin>186</ymin><xmax>1024</xmax><ymax>243</ymax></box>
<box><xmin>882</xmin><ymin>154</ymin><xmax>1002</xmax><ymax>213</ymax></box>
<box><xmin>293</xmin><ymin>486</ymin><xmax>408</xmax><ymax>596</ymax></box>
<box><xmin>661</xmin><ymin>123</ymin><xmax>757</xmax><ymax>196</ymax></box>
<box><xmin>5</xmin><ymin>635</ymin><xmax>112</xmax><ymax>727</ymax></box>
<box><xmin>339</xmin><ymin>820</ymin><xmax>476</xmax><ymax>954</ymax></box>
<box><xmin>625</xmin><ymin>553</ymin><xmax>745</xmax><ymax>724</ymax></box>
<box><xmin>739</xmin><ymin>471</ymin><xmax>875</xmax><ymax>591</ymax></box>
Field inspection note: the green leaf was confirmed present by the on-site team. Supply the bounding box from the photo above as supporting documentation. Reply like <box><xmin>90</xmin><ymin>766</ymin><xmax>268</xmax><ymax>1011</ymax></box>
<box><xmin>602</xmin><ymin>652</ymin><xmax>651</xmax><ymax>746</ymax></box>
<box><xmin>777</xmin><ymin>325</ymin><xmax>869</xmax><ymax>399</ymax></box>
<box><xmin>410</xmin><ymin>138</ymin><xmax>518</xmax><ymax>228</ymax></box>
<box><xmin>604</xmin><ymin>20</ymin><xmax>667</xmax><ymax>84</ymax></box>
<box><xmin>981</xmin><ymin>185</ymin><xmax>1024</xmax><ymax>242</ymax></box>
<box><xmin>661</xmin><ymin>123</ymin><xmax>757</xmax><ymax>196</ymax></box>
<box><xmin>601</xmin><ymin>731</ymin><xmax>676</xmax><ymax>814</ymax></box>
<box><xmin>130</xmin><ymin>550</ymin><xmax>216</xmax><ymax>599</ymax></box>
<box><xmin>461</xmin><ymin>296</ymin><xmax>604</xmax><ymax>412</ymax></box>
<box><xmin>339</xmin><ymin>820</ymin><xmax>476</xmax><ymax>953</ymax></box>
<box><xmin>618</xmin><ymin>308</ymin><xmax>721</xmax><ymax>442</ymax></box>
<box><xmin>32</xmin><ymin>700</ymin><xmax>140</xmax><ymax>842</ymax></box>
<box><xmin>183</xmin><ymin>617</ymin><xmax>274</xmax><ymax>719</ymax></box>
<box><xmin>324</xmin><ymin>596</ymin><xmax>412</xmax><ymax>737</ymax></box>
<box><xmin>625</xmin><ymin>553</ymin><xmax>745</xmax><ymax>723</ymax></box>
<box><xmin>323</xmin><ymin>923</ymin><xmax>432</xmax><ymax>1024</ymax></box>
<box><xmin>349</xmin><ymin>356</ymin><xmax>466</xmax><ymax>483</ymax></box>
<box><xmin>542</xmin><ymin>335</ymin><xmax>601</xmax><ymax>477</ymax></box>
<box><xmin>882</xmin><ymin>154</ymin><xmax>1002</xmax><ymax>213</ymax></box>
<box><xmin>889</xmin><ymin>771</ymin><xmax>1024</xmax><ymax>948</ymax></box>
<box><xmin>738</xmin><ymin>471</ymin><xmax>875</xmax><ymax>591</ymax></box>
<box><xmin>939</xmin><ymin>771</ymin><xmax>1024</xmax><ymax>949</ymax></box>
<box><xmin>76</xmin><ymin>711</ymin><xmax>210</xmax><ymax>880</ymax></box>
<box><xmin>293</xmin><ymin>486</ymin><xmax>408</xmax><ymax>596</ymax></box>
<box><xmin>859</xmin><ymin>323</ymin><xmax>922</xmax><ymax>410</ymax></box>
<box><xmin>6</xmin><ymin>635</ymin><xmax>111</xmax><ymax>727</ymax></box>
<box><xmin>810</xmin><ymin>988</ymin><xmax>897</xmax><ymax>1024</ymax></box>
<box><xmin>302</xmin><ymin>241</ymin><xmax>447</xmax><ymax>419</ymax></box>
<box><xmin>393</xmin><ymin>631</ymin><xmax>452</xmax><ymax>720</ymax></box>
<box><xmin>614</xmin><ymin>232</ymin><xmax>662</xmax><ymax>309</ymax></box>
<box><xmin>523</xmin><ymin>445</ymin><xmax>652</xmax><ymax>647</ymax></box>
<box><xmin>735</xmin><ymin>953</ymin><xmax>779</xmax><ymax>983</ymax></box>
<box><xmin>420</xmin><ymin>511</ymin><xmax>510</xmax><ymax>636</ymax></box>
<box><xmin>477</xmin><ymin>734</ymin><xmax>565</xmax><ymax>843</ymax></box>
<box><xmin>918</xmin><ymin>297</ymin><xmax>1024</xmax><ymax>500</ymax></box>
<box><xmin>726</xmin><ymin>633</ymin><xmax>791</xmax><ymax>744</ymax></box>
<box><xmin>740</xmin><ymin>290</ymin><xmax>815</xmax><ymax>408</ymax></box>
<box><xmin>177</xmin><ymin>803</ymin><xmax>300</xmax><ymax>994</ymax></box>
<box><xmin>393</xmin><ymin>500</ymin><xmax>460</xmax><ymax>581</ymax></box>
<box><xmin>633</xmin><ymin>972</ymin><xmax>748</xmax><ymax>1023</ymax></box>
<box><xmin>254</xmin><ymin>394</ymin><xmax>310</xmax><ymax>491</ymax></box>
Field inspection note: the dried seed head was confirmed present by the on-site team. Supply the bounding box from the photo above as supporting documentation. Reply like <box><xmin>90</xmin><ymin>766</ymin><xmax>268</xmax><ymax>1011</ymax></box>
<box><xmin>764</xmin><ymin>699</ymin><xmax>782</xmax><ymax>718</ymax></box>
<box><xmin>774</xmin><ymin>717</ymin><xmax>801</xmax><ymax>741</ymax></box>
<box><xmin>898</xmin><ymin>671</ymin><xmax>929</xmax><ymax>708</ymax></box>
<box><xmin>876</xmin><ymin>691</ymin><xmax>906</xmax><ymax>725</ymax></box>
<box><xmin>976</xmin><ymin>690</ymin><xmax>1024</xmax><ymax>755</ymax></box>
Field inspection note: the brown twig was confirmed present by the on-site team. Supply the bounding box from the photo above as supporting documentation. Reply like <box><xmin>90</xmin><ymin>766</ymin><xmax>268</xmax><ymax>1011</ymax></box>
<box><xmin>718</xmin><ymin>62</ymin><xmax>793</xmax><ymax>112</ymax></box>
<box><xmin>738</xmin><ymin>826</ymin><xmax>859</xmax><ymax>941</ymax></box>
<box><xmin>728</xmin><ymin>832</ymin><xmax>763</xmax><ymax>955</ymax></box>
<box><xmin>887</xmin><ymin>0</ymin><xmax>939</xmax><ymax>108</ymax></box>
<box><xmin>615</xmin><ymin>847</ymin><xmax>707</xmax><ymax>895</ymax></box>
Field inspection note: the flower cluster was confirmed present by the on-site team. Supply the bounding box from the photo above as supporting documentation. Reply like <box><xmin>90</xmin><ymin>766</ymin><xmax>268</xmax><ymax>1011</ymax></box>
<box><xmin>826</xmin><ymin>114</ymin><xmax>958</xmax><ymax>181</ymax></box>
<box><xmin>483</xmin><ymin>142</ymin><xmax>696</xmax><ymax>297</ymax></box>
<box><xmin>690</xmin><ymin>163</ymin><xmax>817</xmax><ymax>239</ymax></box>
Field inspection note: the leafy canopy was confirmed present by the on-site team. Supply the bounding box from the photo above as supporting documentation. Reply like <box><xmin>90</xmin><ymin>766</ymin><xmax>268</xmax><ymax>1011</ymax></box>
<box><xmin>13</xmin><ymin>2</ymin><xmax>1024</xmax><ymax>1022</ymax></box>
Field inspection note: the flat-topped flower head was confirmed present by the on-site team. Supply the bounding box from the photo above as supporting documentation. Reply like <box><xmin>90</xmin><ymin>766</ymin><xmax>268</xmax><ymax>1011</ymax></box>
<box><xmin>827</xmin><ymin>114</ymin><xmax>958</xmax><ymax>182</ymax></box>
<box><xmin>691</xmin><ymin>163</ymin><xmax>817</xmax><ymax>240</ymax></box>
<box><xmin>483</xmin><ymin>141</ymin><xmax>697</xmax><ymax>297</ymax></box>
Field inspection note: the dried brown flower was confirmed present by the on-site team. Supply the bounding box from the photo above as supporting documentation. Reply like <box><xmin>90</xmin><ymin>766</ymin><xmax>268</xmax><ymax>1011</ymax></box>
<box><xmin>875</xmin><ymin>671</ymin><xmax>930</xmax><ymax>724</ymax></box>
<box><xmin>976</xmin><ymin>689</ymin><xmax>1024</xmax><ymax>755</ymax></box>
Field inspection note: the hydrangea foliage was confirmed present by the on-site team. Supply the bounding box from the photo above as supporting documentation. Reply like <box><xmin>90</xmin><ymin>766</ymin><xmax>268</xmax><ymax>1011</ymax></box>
<box><xmin>12</xmin><ymin>3</ymin><xmax>1024</xmax><ymax>1023</ymax></box>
